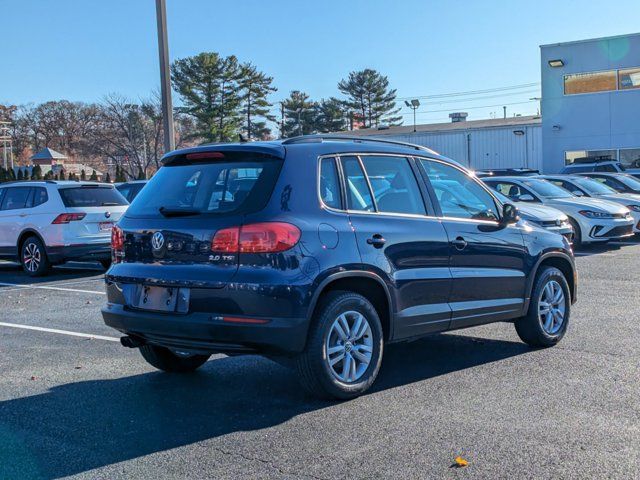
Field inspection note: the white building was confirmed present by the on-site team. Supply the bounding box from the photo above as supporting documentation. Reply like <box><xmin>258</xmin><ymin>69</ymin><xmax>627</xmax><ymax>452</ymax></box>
<box><xmin>341</xmin><ymin>115</ymin><xmax>542</xmax><ymax>171</ymax></box>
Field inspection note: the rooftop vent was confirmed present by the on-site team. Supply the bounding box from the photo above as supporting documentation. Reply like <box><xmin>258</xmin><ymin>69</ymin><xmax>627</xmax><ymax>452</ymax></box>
<box><xmin>449</xmin><ymin>112</ymin><xmax>468</xmax><ymax>123</ymax></box>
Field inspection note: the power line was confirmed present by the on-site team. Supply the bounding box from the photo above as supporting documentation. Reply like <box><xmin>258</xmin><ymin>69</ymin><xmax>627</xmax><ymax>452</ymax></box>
<box><xmin>397</xmin><ymin>82</ymin><xmax>540</xmax><ymax>101</ymax></box>
<box><xmin>414</xmin><ymin>89</ymin><xmax>540</xmax><ymax>106</ymax></box>
<box><xmin>396</xmin><ymin>100</ymin><xmax>538</xmax><ymax>117</ymax></box>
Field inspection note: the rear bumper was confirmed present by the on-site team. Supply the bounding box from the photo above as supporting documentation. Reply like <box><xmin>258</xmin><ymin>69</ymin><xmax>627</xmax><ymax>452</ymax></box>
<box><xmin>102</xmin><ymin>303</ymin><xmax>308</xmax><ymax>355</ymax></box>
<box><xmin>47</xmin><ymin>243</ymin><xmax>111</xmax><ymax>263</ymax></box>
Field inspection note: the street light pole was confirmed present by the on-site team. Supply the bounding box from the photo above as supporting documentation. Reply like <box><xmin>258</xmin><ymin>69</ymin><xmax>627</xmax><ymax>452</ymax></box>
<box><xmin>156</xmin><ymin>0</ymin><xmax>175</xmax><ymax>153</ymax></box>
<box><xmin>404</xmin><ymin>99</ymin><xmax>420</xmax><ymax>133</ymax></box>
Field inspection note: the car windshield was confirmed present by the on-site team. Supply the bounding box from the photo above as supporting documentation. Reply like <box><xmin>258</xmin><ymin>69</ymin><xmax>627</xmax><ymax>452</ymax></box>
<box><xmin>521</xmin><ymin>179</ymin><xmax>574</xmax><ymax>199</ymax></box>
<box><xmin>618</xmin><ymin>174</ymin><xmax>640</xmax><ymax>189</ymax></box>
<box><xmin>126</xmin><ymin>154</ymin><xmax>282</xmax><ymax>218</ymax></box>
<box><xmin>572</xmin><ymin>177</ymin><xmax>617</xmax><ymax>195</ymax></box>
<box><xmin>58</xmin><ymin>186</ymin><xmax>128</xmax><ymax>207</ymax></box>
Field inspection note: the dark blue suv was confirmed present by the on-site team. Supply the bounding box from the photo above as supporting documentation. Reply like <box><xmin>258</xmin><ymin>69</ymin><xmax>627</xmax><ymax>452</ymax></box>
<box><xmin>102</xmin><ymin>136</ymin><xmax>577</xmax><ymax>399</ymax></box>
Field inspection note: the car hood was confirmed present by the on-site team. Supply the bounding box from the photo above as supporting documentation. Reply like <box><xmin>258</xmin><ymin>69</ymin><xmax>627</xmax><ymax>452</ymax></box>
<box><xmin>544</xmin><ymin>196</ymin><xmax>630</xmax><ymax>214</ymax></box>
<box><xmin>593</xmin><ymin>193</ymin><xmax>640</xmax><ymax>206</ymax></box>
<box><xmin>514</xmin><ymin>202</ymin><xmax>567</xmax><ymax>221</ymax></box>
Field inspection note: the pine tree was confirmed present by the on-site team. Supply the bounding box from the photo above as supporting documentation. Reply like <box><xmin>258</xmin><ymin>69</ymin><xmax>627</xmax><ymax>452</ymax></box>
<box><xmin>59</xmin><ymin>168</ymin><xmax>65</xmax><ymax>181</ymax></box>
<box><xmin>9</xmin><ymin>168</ymin><xmax>16</xmax><ymax>181</ymax></box>
<box><xmin>17</xmin><ymin>169</ymin><xmax>23</xmax><ymax>180</ymax></box>
<box><xmin>171</xmin><ymin>52</ymin><xmax>244</xmax><ymax>142</ymax></box>
<box><xmin>281</xmin><ymin>91</ymin><xmax>317</xmax><ymax>138</ymax></box>
<box><xmin>0</xmin><ymin>167</ymin><xmax>6</xmax><ymax>183</ymax></box>
<box><xmin>80</xmin><ymin>169</ymin><xmax>87</xmax><ymax>181</ymax></box>
<box><xmin>338</xmin><ymin>69</ymin><xmax>402</xmax><ymax>128</ymax></box>
<box><xmin>105</xmin><ymin>172</ymin><xmax>111</xmax><ymax>183</ymax></box>
<box><xmin>239</xmin><ymin>63</ymin><xmax>277</xmax><ymax>140</ymax></box>
<box><xmin>31</xmin><ymin>165</ymin><xmax>43</xmax><ymax>180</ymax></box>
<box><xmin>90</xmin><ymin>170</ymin><xmax>98</xmax><ymax>181</ymax></box>
<box><xmin>313</xmin><ymin>98</ymin><xmax>348</xmax><ymax>133</ymax></box>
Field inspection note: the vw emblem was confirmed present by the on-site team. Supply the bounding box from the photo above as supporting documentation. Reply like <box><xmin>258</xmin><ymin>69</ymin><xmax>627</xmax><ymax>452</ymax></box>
<box><xmin>151</xmin><ymin>232</ymin><xmax>165</xmax><ymax>251</ymax></box>
<box><xmin>104</xmin><ymin>211</ymin><xmax>111</xmax><ymax>218</ymax></box>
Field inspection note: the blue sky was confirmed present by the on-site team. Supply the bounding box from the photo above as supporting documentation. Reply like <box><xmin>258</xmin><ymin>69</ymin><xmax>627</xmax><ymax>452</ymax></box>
<box><xmin>2</xmin><ymin>0</ymin><xmax>639</xmax><ymax>123</ymax></box>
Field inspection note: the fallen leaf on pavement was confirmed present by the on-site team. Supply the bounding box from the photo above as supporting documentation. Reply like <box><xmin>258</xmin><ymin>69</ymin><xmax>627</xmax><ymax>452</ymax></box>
<box><xmin>453</xmin><ymin>456</ymin><xmax>468</xmax><ymax>468</ymax></box>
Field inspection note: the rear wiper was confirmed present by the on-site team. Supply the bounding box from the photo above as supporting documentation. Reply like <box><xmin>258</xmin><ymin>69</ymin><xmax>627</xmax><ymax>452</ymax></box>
<box><xmin>158</xmin><ymin>206</ymin><xmax>202</xmax><ymax>217</ymax></box>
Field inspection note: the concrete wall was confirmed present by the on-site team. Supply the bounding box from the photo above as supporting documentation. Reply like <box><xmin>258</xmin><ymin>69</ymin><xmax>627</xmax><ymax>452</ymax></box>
<box><xmin>541</xmin><ymin>33</ymin><xmax>640</xmax><ymax>172</ymax></box>
<box><xmin>370</xmin><ymin>123</ymin><xmax>542</xmax><ymax>171</ymax></box>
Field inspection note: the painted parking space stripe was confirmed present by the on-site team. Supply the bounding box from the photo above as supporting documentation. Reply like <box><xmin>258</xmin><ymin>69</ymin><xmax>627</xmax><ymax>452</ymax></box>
<box><xmin>0</xmin><ymin>321</ymin><xmax>119</xmax><ymax>342</ymax></box>
<box><xmin>0</xmin><ymin>281</ymin><xmax>106</xmax><ymax>295</ymax></box>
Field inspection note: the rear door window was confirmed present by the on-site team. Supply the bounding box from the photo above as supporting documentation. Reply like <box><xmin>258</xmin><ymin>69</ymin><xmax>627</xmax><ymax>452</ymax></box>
<box><xmin>126</xmin><ymin>154</ymin><xmax>282</xmax><ymax>218</ymax></box>
<box><xmin>360</xmin><ymin>156</ymin><xmax>426</xmax><ymax>215</ymax></box>
<box><xmin>340</xmin><ymin>156</ymin><xmax>375</xmax><ymax>212</ymax></box>
<box><xmin>59</xmin><ymin>186</ymin><xmax>128</xmax><ymax>207</ymax></box>
<box><xmin>1</xmin><ymin>187</ymin><xmax>32</xmax><ymax>210</ymax></box>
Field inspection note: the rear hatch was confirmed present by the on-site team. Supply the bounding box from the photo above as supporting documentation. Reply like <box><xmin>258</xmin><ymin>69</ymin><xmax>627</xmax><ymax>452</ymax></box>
<box><xmin>58</xmin><ymin>185</ymin><xmax>129</xmax><ymax>242</ymax></box>
<box><xmin>111</xmin><ymin>150</ymin><xmax>284</xmax><ymax>286</ymax></box>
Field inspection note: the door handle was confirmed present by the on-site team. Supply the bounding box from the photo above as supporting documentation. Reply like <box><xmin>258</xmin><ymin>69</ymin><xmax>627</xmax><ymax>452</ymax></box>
<box><xmin>19</xmin><ymin>213</ymin><xmax>27</xmax><ymax>218</ymax></box>
<box><xmin>451</xmin><ymin>236</ymin><xmax>467</xmax><ymax>250</ymax></box>
<box><xmin>366</xmin><ymin>234</ymin><xmax>386</xmax><ymax>249</ymax></box>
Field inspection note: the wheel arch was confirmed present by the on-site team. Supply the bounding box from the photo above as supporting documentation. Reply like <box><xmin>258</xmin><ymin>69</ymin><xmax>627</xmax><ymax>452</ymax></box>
<box><xmin>525</xmin><ymin>252</ymin><xmax>576</xmax><ymax>311</ymax></box>
<box><xmin>17</xmin><ymin>229</ymin><xmax>47</xmax><ymax>256</ymax></box>
<box><xmin>307</xmin><ymin>271</ymin><xmax>394</xmax><ymax>342</ymax></box>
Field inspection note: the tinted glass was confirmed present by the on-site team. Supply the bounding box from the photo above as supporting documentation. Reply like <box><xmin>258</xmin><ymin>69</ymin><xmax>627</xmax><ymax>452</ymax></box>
<box><xmin>116</xmin><ymin>185</ymin><xmax>131</xmax><ymax>200</ymax></box>
<box><xmin>619</xmin><ymin>148</ymin><xmax>640</xmax><ymax>168</ymax></box>
<box><xmin>591</xmin><ymin>176</ymin><xmax>625</xmax><ymax>191</ymax></box>
<box><xmin>360</xmin><ymin>156</ymin><xmax>425</xmax><ymax>215</ymax></box>
<box><xmin>126</xmin><ymin>156</ymin><xmax>282</xmax><ymax>217</ymax></box>
<box><xmin>59</xmin><ymin>187</ymin><xmax>128</xmax><ymax>207</ymax></box>
<box><xmin>421</xmin><ymin>159</ymin><xmax>498</xmax><ymax>221</ymax></box>
<box><xmin>1</xmin><ymin>187</ymin><xmax>32</xmax><ymax>210</ymax></box>
<box><xmin>572</xmin><ymin>177</ymin><xmax>617</xmax><ymax>195</ymax></box>
<box><xmin>619</xmin><ymin>67</ymin><xmax>640</xmax><ymax>90</ymax></box>
<box><xmin>319</xmin><ymin>157</ymin><xmax>341</xmax><ymax>209</ymax></box>
<box><xmin>341</xmin><ymin>156</ymin><xmax>374</xmax><ymax>212</ymax></box>
<box><xmin>32</xmin><ymin>187</ymin><xmax>49</xmax><ymax>207</ymax></box>
<box><xmin>486</xmin><ymin>181</ymin><xmax>535</xmax><ymax>201</ymax></box>
<box><xmin>564</xmin><ymin>70</ymin><xmax>616</xmax><ymax>95</ymax></box>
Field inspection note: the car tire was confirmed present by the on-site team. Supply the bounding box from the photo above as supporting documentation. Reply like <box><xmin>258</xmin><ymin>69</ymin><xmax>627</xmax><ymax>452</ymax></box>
<box><xmin>100</xmin><ymin>259</ymin><xmax>112</xmax><ymax>270</ymax></box>
<box><xmin>294</xmin><ymin>290</ymin><xmax>384</xmax><ymax>400</ymax></box>
<box><xmin>567</xmin><ymin>217</ymin><xmax>582</xmax><ymax>248</ymax></box>
<box><xmin>21</xmin><ymin>236</ymin><xmax>51</xmax><ymax>277</ymax></box>
<box><xmin>515</xmin><ymin>266</ymin><xmax>570</xmax><ymax>348</ymax></box>
<box><xmin>139</xmin><ymin>344</ymin><xmax>210</xmax><ymax>373</ymax></box>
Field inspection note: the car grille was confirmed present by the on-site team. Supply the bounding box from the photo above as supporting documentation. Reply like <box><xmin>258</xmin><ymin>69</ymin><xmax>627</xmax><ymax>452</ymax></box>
<box><xmin>600</xmin><ymin>224</ymin><xmax>633</xmax><ymax>238</ymax></box>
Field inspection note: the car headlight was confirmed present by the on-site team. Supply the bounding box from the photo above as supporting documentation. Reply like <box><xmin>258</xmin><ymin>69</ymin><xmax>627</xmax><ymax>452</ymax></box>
<box><xmin>578</xmin><ymin>210</ymin><xmax>615</xmax><ymax>219</ymax></box>
<box><xmin>626</xmin><ymin>204</ymin><xmax>640</xmax><ymax>212</ymax></box>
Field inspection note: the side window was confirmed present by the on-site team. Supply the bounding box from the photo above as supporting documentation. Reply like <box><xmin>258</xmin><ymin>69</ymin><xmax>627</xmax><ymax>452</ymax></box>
<box><xmin>341</xmin><ymin>156</ymin><xmax>374</xmax><ymax>212</ymax></box>
<box><xmin>488</xmin><ymin>181</ymin><xmax>522</xmax><ymax>200</ymax></box>
<box><xmin>359</xmin><ymin>156</ymin><xmax>426</xmax><ymax>215</ymax></box>
<box><xmin>595</xmin><ymin>164</ymin><xmax>616</xmax><ymax>172</ymax></box>
<box><xmin>32</xmin><ymin>187</ymin><xmax>49</xmax><ymax>207</ymax></box>
<box><xmin>594</xmin><ymin>176</ymin><xmax>623</xmax><ymax>190</ymax></box>
<box><xmin>319</xmin><ymin>157</ymin><xmax>342</xmax><ymax>209</ymax></box>
<box><xmin>0</xmin><ymin>187</ymin><xmax>32</xmax><ymax>211</ymax></box>
<box><xmin>420</xmin><ymin>159</ymin><xmax>499</xmax><ymax>221</ymax></box>
<box><xmin>117</xmin><ymin>186</ymin><xmax>131</xmax><ymax>201</ymax></box>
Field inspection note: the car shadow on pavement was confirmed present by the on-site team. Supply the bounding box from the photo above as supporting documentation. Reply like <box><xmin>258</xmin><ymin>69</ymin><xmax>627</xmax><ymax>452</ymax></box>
<box><xmin>0</xmin><ymin>261</ymin><xmax>104</xmax><ymax>286</ymax></box>
<box><xmin>0</xmin><ymin>333</ymin><xmax>529</xmax><ymax>479</ymax></box>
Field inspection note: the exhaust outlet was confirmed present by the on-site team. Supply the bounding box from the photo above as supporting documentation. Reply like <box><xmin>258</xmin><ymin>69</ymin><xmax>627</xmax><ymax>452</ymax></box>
<box><xmin>120</xmin><ymin>335</ymin><xmax>145</xmax><ymax>348</ymax></box>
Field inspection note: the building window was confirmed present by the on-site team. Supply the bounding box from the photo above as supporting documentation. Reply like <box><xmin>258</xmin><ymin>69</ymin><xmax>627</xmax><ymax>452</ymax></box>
<box><xmin>564</xmin><ymin>70</ymin><xmax>617</xmax><ymax>95</ymax></box>
<box><xmin>619</xmin><ymin>68</ymin><xmax>640</xmax><ymax>90</ymax></box>
<box><xmin>619</xmin><ymin>148</ymin><xmax>640</xmax><ymax>168</ymax></box>
<box><xmin>565</xmin><ymin>150</ymin><xmax>617</xmax><ymax>166</ymax></box>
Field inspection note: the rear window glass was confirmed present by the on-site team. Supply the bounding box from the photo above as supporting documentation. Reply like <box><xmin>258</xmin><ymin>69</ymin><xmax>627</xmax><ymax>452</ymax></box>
<box><xmin>126</xmin><ymin>155</ymin><xmax>282</xmax><ymax>217</ymax></box>
<box><xmin>59</xmin><ymin>187</ymin><xmax>128</xmax><ymax>207</ymax></box>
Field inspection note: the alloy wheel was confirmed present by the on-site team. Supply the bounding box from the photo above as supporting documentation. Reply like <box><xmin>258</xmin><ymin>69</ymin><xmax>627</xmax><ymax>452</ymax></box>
<box><xmin>538</xmin><ymin>280</ymin><xmax>566</xmax><ymax>335</ymax></box>
<box><xmin>23</xmin><ymin>243</ymin><xmax>41</xmax><ymax>273</ymax></box>
<box><xmin>325</xmin><ymin>310</ymin><xmax>373</xmax><ymax>383</ymax></box>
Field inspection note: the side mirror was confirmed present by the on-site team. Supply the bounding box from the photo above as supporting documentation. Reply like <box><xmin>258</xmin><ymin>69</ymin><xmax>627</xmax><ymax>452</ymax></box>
<box><xmin>501</xmin><ymin>203</ymin><xmax>520</xmax><ymax>225</ymax></box>
<box><xmin>518</xmin><ymin>194</ymin><xmax>535</xmax><ymax>202</ymax></box>
<box><xmin>572</xmin><ymin>190</ymin><xmax>584</xmax><ymax>197</ymax></box>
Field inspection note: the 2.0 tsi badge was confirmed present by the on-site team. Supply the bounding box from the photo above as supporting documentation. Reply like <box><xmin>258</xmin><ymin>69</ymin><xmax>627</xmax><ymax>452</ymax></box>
<box><xmin>151</xmin><ymin>231</ymin><xmax>165</xmax><ymax>251</ymax></box>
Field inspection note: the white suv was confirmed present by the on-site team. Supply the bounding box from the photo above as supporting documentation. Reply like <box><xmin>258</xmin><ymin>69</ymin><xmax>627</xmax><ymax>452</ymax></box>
<box><xmin>0</xmin><ymin>181</ymin><xmax>128</xmax><ymax>276</ymax></box>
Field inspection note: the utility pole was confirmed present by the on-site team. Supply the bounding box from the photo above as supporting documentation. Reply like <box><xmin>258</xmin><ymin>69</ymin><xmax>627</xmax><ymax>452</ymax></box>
<box><xmin>280</xmin><ymin>102</ymin><xmax>285</xmax><ymax>138</ymax></box>
<box><xmin>503</xmin><ymin>106</ymin><xmax>507</xmax><ymax>119</ymax></box>
<box><xmin>156</xmin><ymin>0</ymin><xmax>175</xmax><ymax>152</ymax></box>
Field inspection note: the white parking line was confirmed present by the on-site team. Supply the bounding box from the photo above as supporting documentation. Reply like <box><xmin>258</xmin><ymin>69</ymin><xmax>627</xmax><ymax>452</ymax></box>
<box><xmin>0</xmin><ymin>321</ymin><xmax>119</xmax><ymax>342</ymax></box>
<box><xmin>0</xmin><ymin>281</ymin><xmax>105</xmax><ymax>295</ymax></box>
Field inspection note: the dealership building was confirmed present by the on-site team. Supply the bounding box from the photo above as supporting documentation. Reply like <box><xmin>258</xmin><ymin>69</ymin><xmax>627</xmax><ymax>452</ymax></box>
<box><xmin>349</xmin><ymin>32</ymin><xmax>640</xmax><ymax>173</ymax></box>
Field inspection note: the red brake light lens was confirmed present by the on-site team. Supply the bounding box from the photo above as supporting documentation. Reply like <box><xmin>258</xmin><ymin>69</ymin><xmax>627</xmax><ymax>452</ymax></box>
<box><xmin>186</xmin><ymin>152</ymin><xmax>225</xmax><ymax>160</ymax></box>
<box><xmin>111</xmin><ymin>225</ymin><xmax>124</xmax><ymax>263</ymax></box>
<box><xmin>211</xmin><ymin>223</ymin><xmax>300</xmax><ymax>253</ymax></box>
<box><xmin>52</xmin><ymin>213</ymin><xmax>86</xmax><ymax>224</ymax></box>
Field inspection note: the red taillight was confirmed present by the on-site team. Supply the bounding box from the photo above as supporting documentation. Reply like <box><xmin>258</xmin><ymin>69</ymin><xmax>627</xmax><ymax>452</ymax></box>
<box><xmin>111</xmin><ymin>225</ymin><xmax>124</xmax><ymax>263</ymax></box>
<box><xmin>211</xmin><ymin>222</ymin><xmax>300</xmax><ymax>254</ymax></box>
<box><xmin>52</xmin><ymin>213</ymin><xmax>86</xmax><ymax>224</ymax></box>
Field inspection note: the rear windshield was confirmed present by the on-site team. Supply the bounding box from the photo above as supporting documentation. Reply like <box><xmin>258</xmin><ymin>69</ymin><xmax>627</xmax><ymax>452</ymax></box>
<box><xmin>126</xmin><ymin>154</ymin><xmax>282</xmax><ymax>218</ymax></box>
<box><xmin>59</xmin><ymin>186</ymin><xmax>128</xmax><ymax>207</ymax></box>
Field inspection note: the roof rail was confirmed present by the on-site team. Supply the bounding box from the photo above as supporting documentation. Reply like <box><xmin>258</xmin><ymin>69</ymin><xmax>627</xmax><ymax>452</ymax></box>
<box><xmin>0</xmin><ymin>180</ymin><xmax>57</xmax><ymax>186</ymax></box>
<box><xmin>281</xmin><ymin>134</ymin><xmax>439</xmax><ymax>155</ymax></box>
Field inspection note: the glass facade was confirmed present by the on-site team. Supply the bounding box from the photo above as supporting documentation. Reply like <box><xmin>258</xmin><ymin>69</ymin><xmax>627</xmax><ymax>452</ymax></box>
<box><xmin>565</xmin><ymin>148</ymin><xmax>640</xmax><ymax>167</ymax></box>
<box><xmin>564</xmin><ymin>66</ymin><xmax>640</xmax><ymax>95</ymax></box>
<box><xmin>619</xmin><ymin>148</ymin><xmax>640</xmax><ymax>168</ymax></box>
<box><xmin>619</xmin><ymin>68</ymin><xmax>640</xmax><ymax>90</ymax></box>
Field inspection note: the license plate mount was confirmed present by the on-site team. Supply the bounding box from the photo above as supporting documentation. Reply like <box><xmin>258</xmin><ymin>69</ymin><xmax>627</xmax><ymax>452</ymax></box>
<box><xmin>99</xmin><ymin>222</ymin><xmax>114</xmax><ymax>232</ymax></box>
<box><xmin>135</xmin><ymin>286</ymin><xmax>180</xmax><ymax>312</ymax></box>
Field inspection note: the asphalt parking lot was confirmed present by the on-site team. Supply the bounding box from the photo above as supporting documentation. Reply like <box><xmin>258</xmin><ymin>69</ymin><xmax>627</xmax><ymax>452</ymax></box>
<box><xmin>1</xmin><ymin>242</ymin><xmax>639</xmax><ymax>480</ymax></box>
